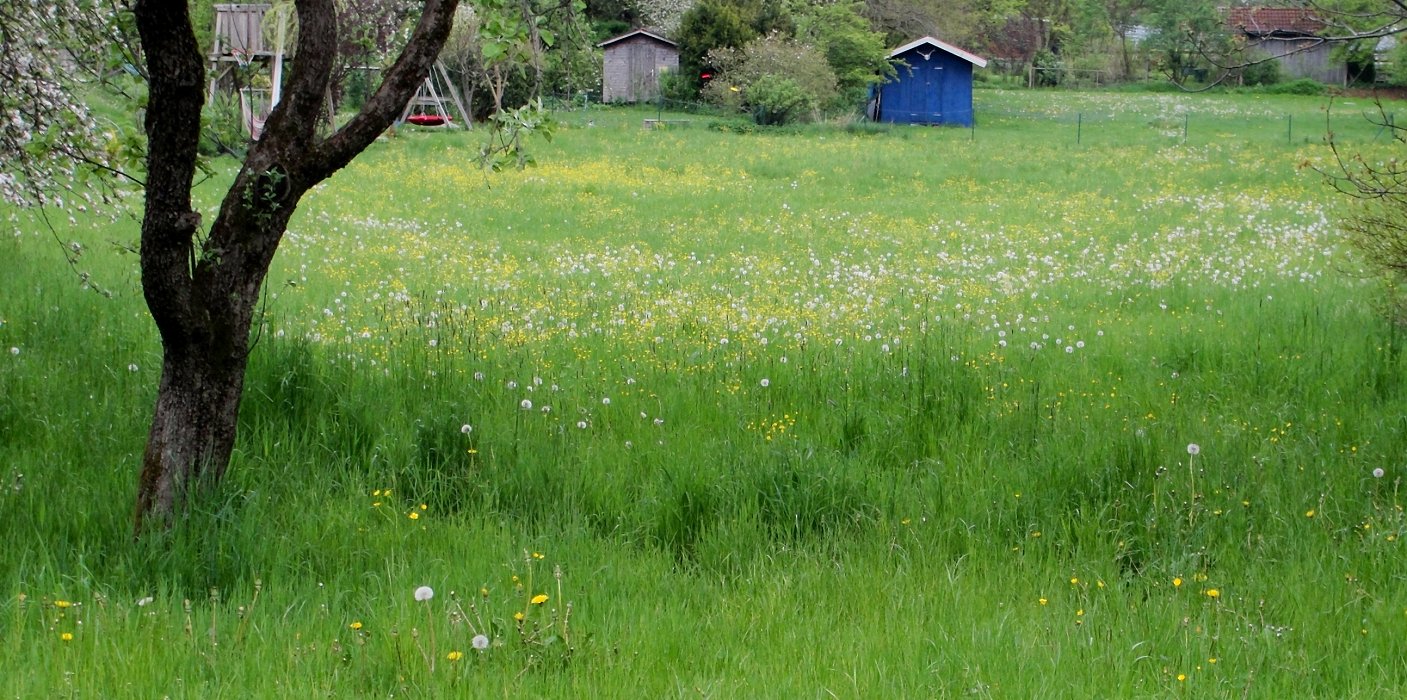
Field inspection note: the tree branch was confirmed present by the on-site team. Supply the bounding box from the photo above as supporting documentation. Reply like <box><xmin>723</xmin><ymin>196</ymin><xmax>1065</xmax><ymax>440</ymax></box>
<box><xmin>312</xmin><ymin>0</ymin><xmax>461</xmax><ymax>178</ymax></box>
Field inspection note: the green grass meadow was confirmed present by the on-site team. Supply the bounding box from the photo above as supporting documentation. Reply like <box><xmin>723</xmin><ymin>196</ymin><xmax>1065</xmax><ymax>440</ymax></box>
<box><xmin>4</xmin><ymin>88</ymin><xmax>1407</xmax><ymax>697</ymax></box>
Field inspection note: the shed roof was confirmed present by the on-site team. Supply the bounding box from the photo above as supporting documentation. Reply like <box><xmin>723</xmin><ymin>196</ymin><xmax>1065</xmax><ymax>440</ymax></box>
<box><xmin>1226</xmin><ymin>7</ymin><xmax>1327</xmax><ymax>37</ymax></box>
<box><xmin>597</xmin><ymin>28</ymin><xmax>677</xmax><ymax>49</ymax></box>
<box><xmin>888</xmin><ymin>36</ymin><xmax>988</xmax><ymax>68</ymax></box>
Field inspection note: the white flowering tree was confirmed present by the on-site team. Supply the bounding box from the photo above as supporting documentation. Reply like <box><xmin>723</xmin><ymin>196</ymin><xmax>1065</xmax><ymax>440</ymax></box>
<box><xmin>0</xmin><ymin>1</ymin><xmax>135</xmax><ymax>212</ymax></box>
<box><xmin>3</xmin><ymin>1</ymin><xmax>463</xmax><ymax>532</ymax></box>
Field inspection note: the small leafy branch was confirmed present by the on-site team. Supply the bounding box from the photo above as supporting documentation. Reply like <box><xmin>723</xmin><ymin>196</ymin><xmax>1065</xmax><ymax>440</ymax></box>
<box><xmin>478</xmin><ymin>99</ymin><xmax>554</xmax><ymax>172</ymax></box>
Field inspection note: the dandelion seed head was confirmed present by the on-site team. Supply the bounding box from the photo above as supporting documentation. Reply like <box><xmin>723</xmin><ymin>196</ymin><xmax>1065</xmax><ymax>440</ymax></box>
<box><xmin>1373</xmin><ymin>468</ymin><xmax>1385</xmax><ymax>478</ymax></box>
<box><xmin>520</xmin><ymin>399</ymin><xmax>532</xmax><ymax>410</ymax></box>
<box><xmin>472</xmin><ymin>634</ymin><xmax>489</xmax><ymax>650</ymax></box>
<box><xmin>414</xmin><ymin>586</ymin><xmax>434</xmax><ymax>601</ymax></box>
<box><xmin>1187</xmin><ymin>443</ymin><xmax>1200</xmax><ymax>456</ymax></box>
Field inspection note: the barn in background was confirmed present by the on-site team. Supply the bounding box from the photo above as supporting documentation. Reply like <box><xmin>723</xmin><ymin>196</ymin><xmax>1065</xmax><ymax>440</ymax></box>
<box><xmin>1226</xmin><ymin>7</ymin><xmax>1346</xmax><ymax>86</ymax></box>
<box><xmin>598</xmin><ymin>29</ymin><xmax>678</xmax><ymax>103</ymax></box>
<box><xmin>874</xmin><ymin>37</ymin><xmax>988</xmax><ymax>127</ymax></box>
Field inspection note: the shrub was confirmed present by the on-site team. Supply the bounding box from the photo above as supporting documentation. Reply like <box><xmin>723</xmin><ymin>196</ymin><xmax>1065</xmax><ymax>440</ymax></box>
<box><xmin>700</xmin><ymin>32</ymin><xmax>838</xmax><ymax>124</ymax></box>
<box><xmin>1262</xmin><ymin>78</ymin><xmax>1327</xmax><ymax>95</ymax></box>
<box><xmin>746</xmin><ymin>74</ymin><xmax>812</xmax><ymax>125</ymax></box>
<box><xmin>1239</xmin><ymin>55</ymin><xmax>1282</xmax><ymax>87</ymax></box>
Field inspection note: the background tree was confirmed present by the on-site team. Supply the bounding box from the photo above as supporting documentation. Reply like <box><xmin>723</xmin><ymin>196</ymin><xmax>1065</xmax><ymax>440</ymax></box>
<box><xmin>702</xmin><ymin>33</ymin><xmax>839</xmax><ymax>123</ymax></box>
<box><xmin>792</xmin><ymin>1</ymin><xmax>893</xmax><ymax>107</ymax></box>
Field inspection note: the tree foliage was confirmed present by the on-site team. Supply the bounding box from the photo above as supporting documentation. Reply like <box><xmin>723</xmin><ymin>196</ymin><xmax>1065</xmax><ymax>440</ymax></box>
<box><xmin>702</xmin><ymin>33</ymin><xmax>838</xmax><ymax>123</ymax></box>
<box><xmin>0</xmin><ymin>1</ymin><xmax>139</xmax><ymax>211</ymax></box>
<box><xmin>793</xmin><ymin>1</ymin><xmax>893</xmax><ymax>104</ymax></box>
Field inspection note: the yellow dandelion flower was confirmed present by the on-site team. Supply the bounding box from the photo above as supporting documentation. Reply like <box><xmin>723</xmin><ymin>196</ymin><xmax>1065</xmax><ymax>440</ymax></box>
<box><xmin>1070</xmin><ymin>577</ymin><xmax>1079</xmax><ymax>586</ymax></box>
<box><xmin>54</xmin><ymin>600</ymin><xmax>72</xmax><ymax>609</ymax></box>
<box><xmin>1208</xmin><ymin>657</ymin><xmax>1218</xmax><ymax>664</ymax></box>
<box><xmin>531</xmin><ymin>594</ymin><xmax>549</xmax><ymax>605</ymax></box>
<box><xmin>419</xmin><ymin>504</ymin><xmax>428</xmax><ymax>511</ymax></box>
<box><xmin>514</xmin><ymin>611</ymin><xmax>525</xmax><ymax>621</ymax></box>
<box><xmin>1177</xmin><ymin>673</ymin><xmax>1186</xmax><ymax>682</ymax></box>
<box><xmin>408</xmin><ymin>511</ymin><xmax>419</xmax><ymax>520</ymax></box>
<box><xmin>446</xmin><ymin>650</ymin><xmax>463</xmax><ymax>661</ymax></box>
<box><xmin>372</xmin><ymin>490</ymin><xmax>382</xmax><ymax>497</ymax></box>
<box><xmin>1173</xmin><ymin>577</ymin><xmax>1183</xmax><ymax>588</ymax></box>
<box><xmin>1038</xmin><ymin>597</ymin><xmax>1048</xmax><ymax>606</ymax></box>
<box><xmin>1076</xmin><ymin>609</ymin><xmax>1084</xmax><ymax>616</ymax></box>
<box><xmin>532</xmin><ymin>552</ymin><xmax>545</xmax><ymax>559</ymax></box>
<box><xmin>1305</xmin><ymin>509</ymin><xmax>1315</xmax><ymax>518</ymax></box>
<box><xmin>1206</xmin><ymin>589</ymin><xmax>1221</xmax><ymax>598</ymax></box>
<box><xmin>349</xmin><ymin>621</ymin><xmax>363</xmax><ymax>630</ymax></box>
<box><xmin>479</xmin><ymin>587</ymin><xmax>489</xmax><ymax>598</ymax></box>
<box><xmin>60</xmin><ymin>632</ymin><xmax>73</xmax><ymax>642</ymax></box>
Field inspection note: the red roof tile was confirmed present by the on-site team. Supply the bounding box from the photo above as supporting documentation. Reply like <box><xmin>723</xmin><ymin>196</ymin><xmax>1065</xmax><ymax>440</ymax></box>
<box><xmin>1226</xmin><ymin>7</ymin><xmax>1327</xmax><ymax>37</ymax></box>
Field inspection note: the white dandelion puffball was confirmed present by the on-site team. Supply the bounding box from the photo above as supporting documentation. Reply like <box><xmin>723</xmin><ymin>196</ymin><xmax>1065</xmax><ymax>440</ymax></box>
<box><xmin>520</xmin><ymin>399</ymin><xmax>533</xmax><ymax>410</ymax></box>
<box><xmin>760</xmin><ymin>378</ymin><xmax>770</xmax><ymax>387</ymax></box>
<box><xmin>1373</xmin><ymin>468</ymin><xmax>1385</xmax><ymax>479</ymax></box>
<box><xmin>602</xmin><ymin>397</ymin><xmax>611</xmax><ymax>406</ymax></box>
<box><xmin>1187</xmin><ymin>443</ymin><xmax>1200</xmax><ymax>456</ymax></box>
<box><xmin>8</xmin><ymin>347</ymin><xmax>18</xmax><ymax>356</ymax></box>
<box><xmin>127</xmin><ymin>364</ymin><xmax>139</xmax><ymax>372</ymax></box>
<box><xmin>460</xmin><ymin>424</ymin><xmax>473</xmax><ymax>434</ymax></box>
<box><xmin>414</xmin><ymin>586</ymin><xmax>434</xmax><ymax>602</ymax></box>
<box><xmin>472</xmin><ymin>634</ymin><xmax>490</xmax><ymax>650</ymax></box>
<box><xmin>577</xmin><ymin>421</ymin><xmax>588</xmax><ymax>429</ymax></box>
<box><xmin>136</xmin><ymin>596</ymin><xmax>154</xmax><ymax>607</ymax></box>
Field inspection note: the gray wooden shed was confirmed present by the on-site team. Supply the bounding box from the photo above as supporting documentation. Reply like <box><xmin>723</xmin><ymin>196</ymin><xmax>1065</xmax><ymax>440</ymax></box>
<box><xmin>598</xmin><ymin>29</ymin><xmax>678</xmax><ymax>103</ymax></box>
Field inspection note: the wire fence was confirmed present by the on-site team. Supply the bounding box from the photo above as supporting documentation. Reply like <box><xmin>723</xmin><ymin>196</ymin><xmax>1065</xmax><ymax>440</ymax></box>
<box><xmin>540</xmin><ymin>88</ymin><xmax>1405</xmax><ymax>148</ymax></box>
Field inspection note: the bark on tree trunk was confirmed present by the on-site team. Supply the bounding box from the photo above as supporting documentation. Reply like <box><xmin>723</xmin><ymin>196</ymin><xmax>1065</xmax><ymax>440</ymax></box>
<box><xmin>132</xmin><ymin>0</ymin><xmax>461</xmax><ymax>534</ymax></box>
<box><xmin>135</xmin><ymin>345</ymin><xmax>247</xmax><ymax>520</ymax></box>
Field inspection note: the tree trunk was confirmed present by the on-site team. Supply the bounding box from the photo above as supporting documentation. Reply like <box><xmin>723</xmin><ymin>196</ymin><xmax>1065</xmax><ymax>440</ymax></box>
<box><xmin>135</xmin><ymin>343</ymin><xmax>247</xmax><ymax>520</ymax></box>
<box><xmin>132</xmin><ymin>0</ymin><xmax>462</xmax><ymax>534</ymax></box>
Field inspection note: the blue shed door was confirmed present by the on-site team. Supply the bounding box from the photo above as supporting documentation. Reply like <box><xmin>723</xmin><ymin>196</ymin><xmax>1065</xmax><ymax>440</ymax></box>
<box><xmin>916</xmin><ymin>54</ymin><xmax>944</xmax><ymax>122</ymax></box>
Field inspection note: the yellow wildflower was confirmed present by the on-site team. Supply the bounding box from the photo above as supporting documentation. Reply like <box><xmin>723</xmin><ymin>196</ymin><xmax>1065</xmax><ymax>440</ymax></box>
<box><xmin>1173</xmin><ymin>577</ymin><xmax>1183</xmax><ymax>588</ymax></box>
<box><xmin>349</xmin><ymin>621</ymin><xmax>363</xmax><ymax>630</ymax></box>
<box><xmin>54</xmin><ymin>600</ymin><xmax>72</xmax><ymax>609</ymax></box>
<box><xmin>408</xmin><ymin>511</ymin><xmax>420</xmax><ymax>520</ymax></box>
<box><xmin>60</xmin><ymin>632</ymin><xmax>73</xmax><ymax>642</ymax></box>
<box><xmin>1206</xmin><ymin>589</ymin><xmax>1220</xmax><ymax>598</ymax></box>
<box><xmin>447</xmin><ymin>650</ymin><xmax>463</xmax><ymax>661</ymax></box>
<box><xmin>514</xmin><ymin>611</ymin><xmax>525</xmax><ymax>621</ymax></box>
<box><xmin>531</xmin><ymin>594</ymin><xmax>549</xmax><ymax>605</ymax></box>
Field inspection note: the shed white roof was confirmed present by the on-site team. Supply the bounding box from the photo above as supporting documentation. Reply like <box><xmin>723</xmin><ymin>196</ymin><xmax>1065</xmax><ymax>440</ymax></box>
<box><xmin>888</xmin><ymin>36</ymin><xmax>988</xmax><ymax>68</ymax></box>
<box><xmin>597</xmin><ymin>28</ymin><xmax>677</xmax><ymax>49</ymax></box>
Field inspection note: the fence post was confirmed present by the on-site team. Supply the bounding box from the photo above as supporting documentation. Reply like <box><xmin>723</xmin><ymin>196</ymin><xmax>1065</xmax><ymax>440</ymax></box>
<box><xmin>1287</xmin><ymin>114</ymin><xmax>1292</xmax><ymax>145</ymax></box>
<box><xmin>1077</xmin><ymin>112</ymin><xmax>1082</xmax><ymax>144</ymax></box>
<box><xmin>1183</xmin><ymin>114</ymin><xmax>1189</xmax><ymax>144</ymax></box>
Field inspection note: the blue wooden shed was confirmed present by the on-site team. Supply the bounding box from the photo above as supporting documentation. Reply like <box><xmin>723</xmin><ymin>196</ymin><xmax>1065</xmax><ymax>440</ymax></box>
<box><xmin>875</xmin><ymin>36</ymin><xmax>988</xmax><ymax>126</ymax></box>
